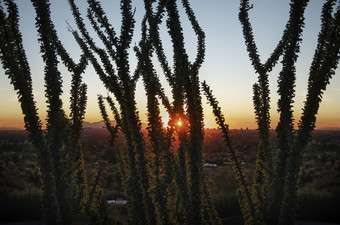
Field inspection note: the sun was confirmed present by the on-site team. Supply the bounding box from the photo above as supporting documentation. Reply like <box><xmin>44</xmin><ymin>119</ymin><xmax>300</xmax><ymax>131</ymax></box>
<box><xmin>161</xmin><ymin>116</ymin><xmax>183</xmax><ymax>128</ymax></box>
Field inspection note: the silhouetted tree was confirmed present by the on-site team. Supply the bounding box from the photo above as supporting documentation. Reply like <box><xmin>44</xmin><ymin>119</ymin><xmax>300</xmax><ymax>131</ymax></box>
<box><xmin>0</xmin><ymin>2</ymin><xmax>60</xmax><ymax>224</ymax></box>
<box><xmin>69</xmin><ymin>0</ymin><xmax>156</xmax><ymax>224</ymax></box>
<box><xmin>204</xmin><ymin>0</ymin><xmax>340</xmax><ymax>225</ymax></box>
<box><xmin>0</xmin><ymin>0</ymin><xmax>89</xmax><ymax>224</ymax></box>
<box><xmin>69</xmin><ymin>0</ymin><xmax>221</xmax><ymax>224</ymax></box>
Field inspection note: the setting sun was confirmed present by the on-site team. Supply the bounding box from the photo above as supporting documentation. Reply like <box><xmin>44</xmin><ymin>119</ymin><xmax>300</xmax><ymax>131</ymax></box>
<box><xmin>177</xmin><ymin>120</ymin><xmax>182</xmax><ymax>127</ymax></box>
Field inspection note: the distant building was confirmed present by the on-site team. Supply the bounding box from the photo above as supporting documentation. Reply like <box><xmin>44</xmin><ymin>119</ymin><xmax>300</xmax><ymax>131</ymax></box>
<box><xmin>203</xmin><ymin>163</ymin><xmax>217</xmax><ymax>168</ymax></box>
<box><xmin>107</xmin><ymin>199</ymin><xmax>127</xmax><ymax>205</ymax></box>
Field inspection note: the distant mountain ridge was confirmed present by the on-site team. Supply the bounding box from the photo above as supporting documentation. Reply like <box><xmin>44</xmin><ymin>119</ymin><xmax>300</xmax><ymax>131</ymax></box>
<box><xmin>83</xmin><ymin>121</ymin><xmax>114</xmax><ymax>129</ymax></box>
<box><xmin>82</xmin><ymin>121</ymin><xmax>148</xmax><ymax>129</ymax></box>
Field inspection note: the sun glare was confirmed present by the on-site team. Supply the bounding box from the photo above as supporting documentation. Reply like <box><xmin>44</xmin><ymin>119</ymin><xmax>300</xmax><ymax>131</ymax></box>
<box><xmin>161</xmin><ymin>116</ymin><xmax>183</xmax><ymax>127</ymax></box>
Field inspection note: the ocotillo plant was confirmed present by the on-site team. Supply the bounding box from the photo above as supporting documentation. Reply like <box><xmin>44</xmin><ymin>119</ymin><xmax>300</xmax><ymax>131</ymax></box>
<box><xmin>134</xmin><ymin>15</ymin><xmax>175</xmax><ymax>225</ymax></box>
<box><xmin>31</xmin><ymin>0</ymin><xmax>90</xmax><ymax>220</ymax></box>
<box><xmin>0</xmin><ymin>1</ymin><xmax>59</xmax><ymax>224</ymax></box>
<box><xmin>239</xmin><ymin>0</ymin><xmax>309</xmax><ymax>224</ymax></box>
<box><xmin>203</xmin><ymin>0</ymin><xmax>340</xmax><ymax>225</ymax></box>
<box><xmin>0</xmin><ymin>0</ymin><xmax>90</xmax><ymax>224</ymax></box>
<box><xmin>140</xmin><ymin>0</ymin><xmax>221</xmax><ymax>224</ymax></box>
<box><xmin>69</xmin><ymin>0</ymin><xmax>156</xmax><ymax>224</ymax></box>
<box><xmin>69</xmin><ymin>0</ymin><xmax>221</xmax><ymax>224</ymax></box>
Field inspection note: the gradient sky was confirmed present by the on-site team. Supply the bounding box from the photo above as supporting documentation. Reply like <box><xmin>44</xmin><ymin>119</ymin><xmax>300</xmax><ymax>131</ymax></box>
<box><xmin>0</xmin><ymin>0</ymin><xmax>339</xmax><ymax>130</ymax></box>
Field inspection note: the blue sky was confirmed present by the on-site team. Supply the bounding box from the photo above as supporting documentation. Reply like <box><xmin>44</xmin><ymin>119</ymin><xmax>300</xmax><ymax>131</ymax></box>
<box><xmin>0</xmin><ymin>0</ymin><xmax>339</xmax><ymax>129</ymax></box>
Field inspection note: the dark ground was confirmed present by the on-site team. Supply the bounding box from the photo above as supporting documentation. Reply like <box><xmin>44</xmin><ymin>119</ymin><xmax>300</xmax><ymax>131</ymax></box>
<box><xmin>1</xmin><ymin>219</ymin><xmax>340</xmax><ymax>225</ymax></box>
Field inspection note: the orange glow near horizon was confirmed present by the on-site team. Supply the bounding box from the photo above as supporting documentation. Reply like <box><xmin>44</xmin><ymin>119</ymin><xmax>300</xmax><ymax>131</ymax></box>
<box><xmin>1</xmin><ymin>107</ymin><xmax>340</xmax><ymax>130</ymax></box>
<box><xmin>1</xmin><ymin>116</ymin><xmax>340</xmax><ymax>130</ymax></box>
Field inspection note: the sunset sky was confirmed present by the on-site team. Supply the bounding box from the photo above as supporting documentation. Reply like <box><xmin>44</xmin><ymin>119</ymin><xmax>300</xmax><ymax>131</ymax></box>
<box><xmin>0</xmin><ymin>1</ymin><xmax>339</xmax><ymax>130</ymax></box>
